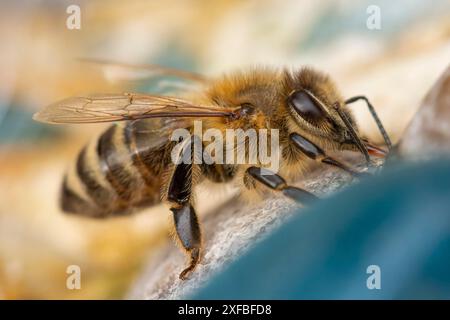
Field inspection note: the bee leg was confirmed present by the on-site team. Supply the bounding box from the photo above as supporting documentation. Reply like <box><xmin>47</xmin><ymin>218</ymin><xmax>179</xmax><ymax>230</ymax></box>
<box><xmin>290</xmin><ymin>133</ymin><xmax>371</xmax><ymax>178</ymax></box>
<box><xmin>170</xmin><ymin>204</ymin><xmax>201</xmax><ymax>280</ymax></box>
<box><xmin>345</xmin><ymin>96</ymin><xmax>392</xmax><ymax>150</ymax></box>
<box><xmin>167</xmin><ymin>144</ymin><xmax>202</xmax><ymax>280</ymax></box>
<box><xmin>246</xmin><ymin>166</ymin><xmax>318</xmax><ymax>204</ymax></box>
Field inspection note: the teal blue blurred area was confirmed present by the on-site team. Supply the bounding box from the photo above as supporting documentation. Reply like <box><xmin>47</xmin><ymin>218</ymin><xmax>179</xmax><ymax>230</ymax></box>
<box><xmin>135</xmin><ymin>42</ymin><xmax>200</xmax><ymax>94</ymax></box>
<box><xmin>0</xmin><ymin>104</ymin><xmax>62</xmax><ymax>144</ymax></box>
<box><xmin>300</xmin><ymin>0</ymin><xmax>450</xmax><ymax>50</ymax></box>
<box><xmin>193</xmin><ymin>159</ymin><xmax>450</xmax><ymax>299</ymax></box>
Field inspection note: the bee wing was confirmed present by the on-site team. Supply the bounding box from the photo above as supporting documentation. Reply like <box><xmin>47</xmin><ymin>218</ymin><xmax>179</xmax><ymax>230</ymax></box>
<box><xmin>127</xmin><ymin>117</ymin><xmax>191</xmax><ymax>134</ymax></box>
<box><xmin>124</xmin><ymin>118</ymin><xmax>192</xmax><ymax>151</ymax></box>
<box><xmin>78</xmin><ymin>58</ymin><xmax>208</xmax><ymax>83</ymax></box>
<box><xmin>33</xmin><ymin>93</ymin><xmax>236</xmax><ymax>124</ymax></box>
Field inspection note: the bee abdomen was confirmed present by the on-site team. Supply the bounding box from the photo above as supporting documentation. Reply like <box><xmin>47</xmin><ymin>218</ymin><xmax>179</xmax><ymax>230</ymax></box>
<box><xmin>96</xmin><ymin>125</ymin><xmax>134</xmax><ymax>203</ymax></box>
<box><xmin>76</xmin><ymin>146</ymin><xmax>113</xmax><ymax>210</ymax></box>
<box><xmin>61</xmin><ymin>122</ymin><xmax>169</xmax><ymax>217</ymax></box>
<box><xmin>62</xmin><ymin>142</ymin><xmax>124</xmax><ymax>217</ymax></box>
<box><xmin>60</xmin><ymin>175</ymin><xmax>100</xmax><ymax>217</ymax></box>
<box><xmin>123</xmin><ymin>120</ymin><xmax>173</xmax><ymax>197</ymax></box>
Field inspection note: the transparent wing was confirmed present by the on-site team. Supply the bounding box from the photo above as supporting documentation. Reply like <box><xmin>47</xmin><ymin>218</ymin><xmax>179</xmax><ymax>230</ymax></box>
<box><xmin>33</xmin><ymin>93</ymin><xmax>236</xmax><ymax>124</ymax></box>
<box><xmin>78</xmin><ymin>58</ymin><xmax>208</xmax><ymax>83</ymax></box>
<box><xmin>124</xmin><ymin>117</ymin><xmax>191</xmax><ymax>136</ymax></box>
<box><xmin>123</xmin><ymin>117</ymin><xmax>192</xmax><ymax>151</ymax></box>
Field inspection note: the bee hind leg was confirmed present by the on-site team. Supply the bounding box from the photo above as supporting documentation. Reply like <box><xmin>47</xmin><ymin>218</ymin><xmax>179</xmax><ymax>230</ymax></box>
<box><xmin>246</xmin><ymin>166</ymin><xmax>318</xmax><ymax>204</ymax></box>
<box><xmin>170</xmin><ymin>203</ymin><xmax>201</xmax><ymax>280</ymax></box>
<box><xmin>167</xmin><ymin>142</ymin><xmax>202</xmax><ymax>280</ymax></box>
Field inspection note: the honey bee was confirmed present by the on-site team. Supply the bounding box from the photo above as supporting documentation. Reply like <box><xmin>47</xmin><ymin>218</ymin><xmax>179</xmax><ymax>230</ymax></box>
<box><xmin>34</xmin><ymin>63</ymin><xmax>391</xmax><ymax>279</ymax></box>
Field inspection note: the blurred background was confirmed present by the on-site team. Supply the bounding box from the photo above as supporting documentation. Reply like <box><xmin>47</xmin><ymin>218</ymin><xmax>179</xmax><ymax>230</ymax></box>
<box><xmin>0</xmin><ymin>0</ymin><xmax>449</xmax><ymax>299</ymax></box>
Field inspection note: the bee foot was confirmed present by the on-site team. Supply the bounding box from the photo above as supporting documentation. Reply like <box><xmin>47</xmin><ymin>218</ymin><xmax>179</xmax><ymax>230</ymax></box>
<box><xmin>179</xmin><ymin>248</ymin><xmax>200</xmax><ymax>280</ymax></box>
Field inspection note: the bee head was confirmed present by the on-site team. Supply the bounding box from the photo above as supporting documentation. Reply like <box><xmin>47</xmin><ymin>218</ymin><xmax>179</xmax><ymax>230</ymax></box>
<box><xmin>283</xmin><ymin>67</ymin><xmax>360</xmax><ymax>153</ymax></box>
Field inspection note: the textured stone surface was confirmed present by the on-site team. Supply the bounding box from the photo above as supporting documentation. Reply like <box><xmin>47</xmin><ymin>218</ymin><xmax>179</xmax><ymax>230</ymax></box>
<box><xmin>127</xmin><ymin>164</ymin><xmax>362</xmax><ymax>300</ymax></box>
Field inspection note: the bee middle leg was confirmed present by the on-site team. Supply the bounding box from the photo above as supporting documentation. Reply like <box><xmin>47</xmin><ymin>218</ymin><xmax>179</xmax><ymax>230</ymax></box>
<box><xmin>246</xmin><ymin>166</ymin><xmax>318</xmax><ymax>204</ymax></box>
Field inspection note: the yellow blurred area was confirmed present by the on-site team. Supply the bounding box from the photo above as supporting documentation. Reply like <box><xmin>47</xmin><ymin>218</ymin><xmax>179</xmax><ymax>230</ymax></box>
<box><xmin>0</xmin><ymin>0</ymin><xmax>449</xmax><ymax>299</ymax></box>
<box><xmin>0</xmin><ymin>142</ymin><xmax>171</xmax><ymax>299</ymax></box>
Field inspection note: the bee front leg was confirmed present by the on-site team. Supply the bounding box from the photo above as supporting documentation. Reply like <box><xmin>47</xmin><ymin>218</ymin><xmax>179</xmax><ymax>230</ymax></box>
<box><xmin>167</xmin><ymin>146</ymin><xmax>202</xmax><ymax>280</ymax></box>
<box><xmin>246</xmin><ymin>167</ymin><xmax>318</xmax><ymax>204</ymax></box>
<box><xmin>290</xmin><ymin>133</ymin><xmax>371</xmax><ymax>178</ymax></box>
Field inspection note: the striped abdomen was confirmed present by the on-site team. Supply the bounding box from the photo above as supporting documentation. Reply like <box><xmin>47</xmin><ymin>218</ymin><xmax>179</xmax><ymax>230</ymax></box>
<box><xmin>61</xmin><ymin>120</ymin><xmax>175</xmax><ymax>218</ymax></box>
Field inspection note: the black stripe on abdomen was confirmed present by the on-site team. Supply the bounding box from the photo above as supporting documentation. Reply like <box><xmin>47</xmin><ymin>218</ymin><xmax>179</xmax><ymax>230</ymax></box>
<box><xmin>124</xmin><ymin>121</ymin><xmax>165</xmax><ymax>189</ymax></box>
<box><xmin>60</xmin><ymin>175</ymin><xmax>98</xmax><ymax>216</ymax></box>
<box><xmin>76</xmin><ymin>146</ymin><xmax>112</xmax><ymax>208</ymax></box>
<box><xmin>97</xmin><ymin>125</ymin><xmax>134</xmax><ymax>202</ymax></box>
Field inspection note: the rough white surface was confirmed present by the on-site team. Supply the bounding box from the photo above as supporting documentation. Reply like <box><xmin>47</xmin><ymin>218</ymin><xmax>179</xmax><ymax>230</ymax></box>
<box><xmin>127</xmin><ymin>166</ymin><xmax>357</xmax><ymax>300</ymax></box>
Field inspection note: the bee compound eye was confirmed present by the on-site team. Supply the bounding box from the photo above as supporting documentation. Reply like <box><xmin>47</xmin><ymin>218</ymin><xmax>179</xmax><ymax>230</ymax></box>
<box><xmin>240</xmin><ymin>103</ymin><xmax>255</xmax><ymax>115</ymax></box>
<box><xmin>287</xmin><ymin>90</ymin><xmax>326</xmax><ymax>123</ymax></box>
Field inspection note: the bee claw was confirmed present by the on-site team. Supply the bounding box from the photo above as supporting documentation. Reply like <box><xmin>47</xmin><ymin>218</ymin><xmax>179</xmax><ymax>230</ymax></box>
<box><xmin>179</xmin><ymin>248</ymin><xmax>200</xmax><ymax>280</ymax></box>
<box><xmin>179</xmin><ymin>268</ymin><xmax>193</xmax><ymax>280</ymax></box>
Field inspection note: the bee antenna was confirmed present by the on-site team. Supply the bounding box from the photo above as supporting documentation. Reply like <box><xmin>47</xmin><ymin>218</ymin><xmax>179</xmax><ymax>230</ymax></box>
<box><xmin>345</xmin><ymin>96</ymin><xmax>392</xmax><ymax>150</ymax></box>
<box><xmin>332</xmin><ymin>102</ymin><xmax>371</xmax><ymax>165</ymax></box>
